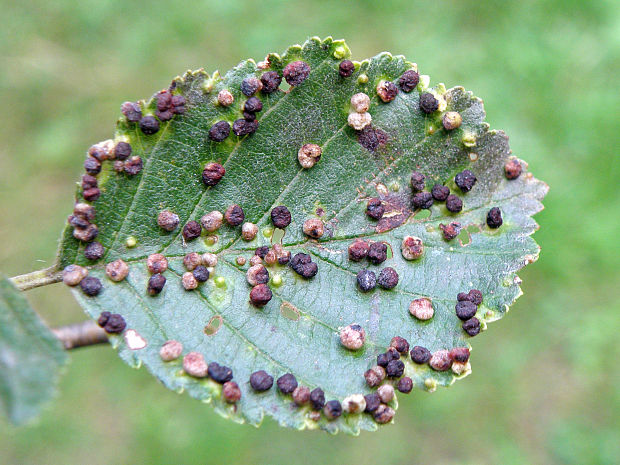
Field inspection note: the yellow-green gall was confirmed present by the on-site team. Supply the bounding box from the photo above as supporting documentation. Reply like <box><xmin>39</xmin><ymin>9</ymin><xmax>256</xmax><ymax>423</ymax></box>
<box><xmin>333</xmin><ymin>46</ymin><xmax>346</xmax><ymax>59</ymax></box>
<box><xmin>271</xmin><ymin>274</ymin><xmax>282</xmax><ymax>287</ymax></box>
<box><xmin>462</xmin><ymin>131</ymin><xmax>477</xmax><ymax>147</ymax></box>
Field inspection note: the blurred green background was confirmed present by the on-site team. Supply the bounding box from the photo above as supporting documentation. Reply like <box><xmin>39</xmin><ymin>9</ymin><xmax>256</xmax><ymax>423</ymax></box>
<box><xmin>1</xmin><ymin>0</ymin><xmax>618</xmax><ymax>463</ymax></box>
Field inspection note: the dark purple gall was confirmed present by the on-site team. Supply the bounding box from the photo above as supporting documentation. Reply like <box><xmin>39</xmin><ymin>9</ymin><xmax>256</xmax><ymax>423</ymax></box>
<box><xmin>399</xmin><ymin>69</ymin><xmax>420</xmax><ymax>92</ymax></box>
<box><xmin>310</xmin><ymin>387</ymin><xmax>325</xmax><ymax>410</ymax></box>
<box><xmin>192</xmin><ymin>266</ymin><xmax>209</xmax><ymax>282</ymax></box>
<box><xmin>84</xmin><ymin>241</ymin><xmax>104</xmax><ymax>261</ymax></box>
<box><xmin>390</xmin><ymin>336</ymin><xmax>409</xmax><ymax>354</ymax></box>
<box><xmin>386</xmin><ymin>359</ymin><xmax>405</xmax><ymax>378</ymax></box>
<box><xmin>289</xmin><ymin>253</ymin><xmax>318</xmax><ymax>278</ymax></box>
<box><xmin>462</xmin><ymin>317</ymin><xmax>481</xmax><ymax>336</ymax></box>
<box><xmin>84</xmin><ymin>157</ymin><xmax>101</xmax><ymax>175</ymax></box>
<box><xmin>255</xmin><ymin>246</ymin><xmax>269</xmax><ymax>259</ymax></box>
<box><xmin>121</xmin><ymin>101</ymin><xmax>142</xmax><ymax>122</ymax></box>
<box><xmin>208</xmin><ymin>121</ymin><xmax>231</xmax><ymax>142</ymax></box>
<box><xmin>271</xmin><ymin>205</ymin><xmax>291</xmax><ymax>228</ymax></box>
<box><xmin>114</xmin><ymin>141</ymin><xmax>132</xmax><ymax>160</ymax></box>
<box><xmin>445</xmin><ymin>194</ymin><xmax>463</xmax><ymax>213</ymax></box>
<box><xmin>455</xmin><ymin>300</ymin><xmax>478</xmax><ymax>320</ymax></box>
<box><xmin>357</xmin><ymin>269</ymin><xmax>376</xmax><ymax>292</ymax></box>
<box><xmin>487</xmin><ymin>207</ymin><xmax>503</xmax><ymax>228</ymax></box>
<box><xmin>240</xmin><ymin>77</ymin><xmax>262</xmax><ymax>96</ymax></box>
<box><xmin>139</xmin><ymin>115</ymin><xmax>160</xmax><ymax>135</ymax></box>
<box><xmin>276</xmin><ymin>373</ymin><xmax>298</xmax><ymax>394</ymax></box>
<box><xmin>156</xmin><ymin>109</ymin><xmax>173</xmax><ymax>122</ymax></box>
<box><xmin>250</xmin><ymin>370</ymin><xmax>273</xmax><ymax>391</ymax></box>
<box><xmin>100</xmin><ymin>313</ymin><xmax>126</xmax><ymax>334</ymax></box>
<box><xmin>364</xmin><ymin>393</ymin><xmax>381</xmax><ymax>413</ymax></box>
<box><xmin>412</xmin><ymin>192</ymin><xmax>433</xmax><ymax>210</ymax></box>
<box><xmin>449</xmin><ymin>347</ymin><xmax>471</xmax><ymax>363</ymax></box>
<box><xmin>157</xmin><ymin>91</ymin><xmax>172</xmax><ymax>111</ymax></box>
<box><xmin>81</xmin><ymin>174</ymin><xmax>97</xmax><ymax>190</ymax></box>
<box><xmin>260</xmin><ymin>71</ymin><xmax>282</xmax><ymax>93</ymax></box>
<box><xmin>368</xmin><ymin>242</ymin><xmax>388</xmax><ymax>265</ymax></box>
<box><xmin>397</xmin><ymin>377</ymin><xmax>413</xmax><ymax>393</ymax></box>
<box><xmin>455</xmin><ymin>169</ymin><xmax>477</xmax><ymax>192</ymax></box>
<box><xmin>377</xmin><ymin>267</ymin><xmax>399</xmax><ymax>289</ymax></box>
<box><xmin>224</xmin><ymin>204</ymin><xmax>245</xmax><ymax>226</ymax></box>
<box><xmin>82</xmin><ymin>188</ymin><xmax>101</xmax><ymax>202</ymax></box>
<box><xmin>366</xmin><ymin>198</ymin><xmax>384</xmax><ymax>220</ymax></box>
<box><xmin>171</xmin><ymin>95</ymin><xmax>186</xmax><ymax>114</ymax></box>
<box><xmin>468</xmin><ymin>289</ymin><xmax>483</xmax><ymax>305</ymax></box>
<box><xmin>323</xmin><ymin>400</ymin><xmax>342</xmax><ymax>420</ymax></box>
<box><xmin>283</xmin><ymin>61</ymin><xmax>311</xmax><ymax>86</ymax></box>
<box><xmin>440</xmin><ymin>222</ymin><xmax>461</xmax><ymax>241</ymax></box>
<box><xmin>124</xmin><ymin>156</ymin><xmax>143</xmax><ymax>175</ymax></box>
<box><xmin>419</xmin><ymin>92</ymin><xmax>439</xmax><ymax>113</ymax></box>
<box><xmin>410</xmin><ymin>171</ymin><xmax>426</xmax><ymax>192</ymax></box>
<box><xmin>250</xmin><ymin>284</ymin><xmax>272</xmax><ymax>307</ymax></box>
<box><xmin>431</xmin><ymin>184</ymin><xmax>450</xmax><ymax>201</ymax></box>
<box><xmin>357</xmin><ymin>126</ymin><xmax>388</xmax><ymax>152</ymax></box>
<box><xmin>410</xmin><ymin>346</ymin><xmax>431</xmax><ymax>364</ymax></box>
<box><xmin>147</xmin><ymin>273</ymin><xmax>166</xmax><ymax>295</ymax></box>
<box><xmin>80</xmin><ymin>276</ymin><xmax>102</xmax><ymax>296</ymax></box>
<box><xmin>244</xmin><ymin>97</ymin><xmax>263</xmax><ymax>113</ymax></box>
<box><xmin>202</xmin><ymin>162</ymin><xmax>226</xmax><ymax>187</ymax></box>
<box><xmin>348</xmin><ymin>240</ymin><xmax>369</xmax><ymax>261</ymax></box>
<box><xmin>232</xmin><ymin>118</ymin><xmax>258</xmax><ymax>136</ymax></box>
<box><xmin>182</xmin><ymin>221</ymin><xmax>202</xmax><ymax>241</ymax></box>
<box><xmin>338</xmin><ymin>59</ymin><xmax>355</xmax><ymax>77</ymax></box>
<box><xmin>207</xmin><ymin>362</ymin><xmax>233</xmax><ymax>383</ymax></box>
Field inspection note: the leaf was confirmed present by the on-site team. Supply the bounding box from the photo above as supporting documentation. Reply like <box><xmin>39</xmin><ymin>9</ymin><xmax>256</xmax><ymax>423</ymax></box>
<box><xmin>55</xmin><ymin>37</ymin><xmax>547</xmax><ymax>433</ymax></box>
<box><xmin>0</xmin><ymin>276</ymin><xmax>68</xmax><ymax>425</ymax></box>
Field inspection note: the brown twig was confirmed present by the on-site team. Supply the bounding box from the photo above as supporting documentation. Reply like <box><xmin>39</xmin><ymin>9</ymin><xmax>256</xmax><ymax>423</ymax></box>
<box><xmin>52</xmin><ymin>320</ymin><xmax>109</xmax><ymax>349</ymax></box>
<box><xmin>8</xmin><ymin>268</ymin><xmax>109</xmax><ymax>349</ymax></box>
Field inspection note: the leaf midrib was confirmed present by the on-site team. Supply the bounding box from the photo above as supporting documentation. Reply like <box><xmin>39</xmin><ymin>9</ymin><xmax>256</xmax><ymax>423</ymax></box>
<box><xmin>160</xmin><ymin>59</ymin><xmax>335</xmax><ymax>256</ymax></box>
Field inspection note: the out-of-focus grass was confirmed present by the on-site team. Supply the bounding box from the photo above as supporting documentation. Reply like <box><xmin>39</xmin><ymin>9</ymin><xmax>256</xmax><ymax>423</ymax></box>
<box><xmin>0</xmin><ymin>0</ymin><xmax>618</xmax><ymax>464</ymax></box>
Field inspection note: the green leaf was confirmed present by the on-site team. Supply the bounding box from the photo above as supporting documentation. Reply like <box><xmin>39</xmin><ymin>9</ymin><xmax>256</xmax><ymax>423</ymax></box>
<box><xmin>55</xmin><ymin>37</ymin><xmax>547</xmax><ymax>433</ymax></box>
<box><xmin>0</xmin><ymin>276</ymin><xmax>68</xmax><ymax>425</ymax></box>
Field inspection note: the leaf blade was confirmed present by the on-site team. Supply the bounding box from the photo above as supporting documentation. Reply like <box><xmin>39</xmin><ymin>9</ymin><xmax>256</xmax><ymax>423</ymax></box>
<box><xmin>57</xmin><ymin>37</ymin><xmax>547</xmax><ymax>432</ymax></box>
<box><xmin>0</xmin><ymin>276</ymin><xmax>68</xmax><ymax>425</ymax></box>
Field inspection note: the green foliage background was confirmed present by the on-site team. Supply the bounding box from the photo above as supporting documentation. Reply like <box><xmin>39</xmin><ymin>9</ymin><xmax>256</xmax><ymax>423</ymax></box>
<box><xmin>0</xmin><ymin>0</ymin><xmax>618</xmax><ymax>463</ymax></box>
